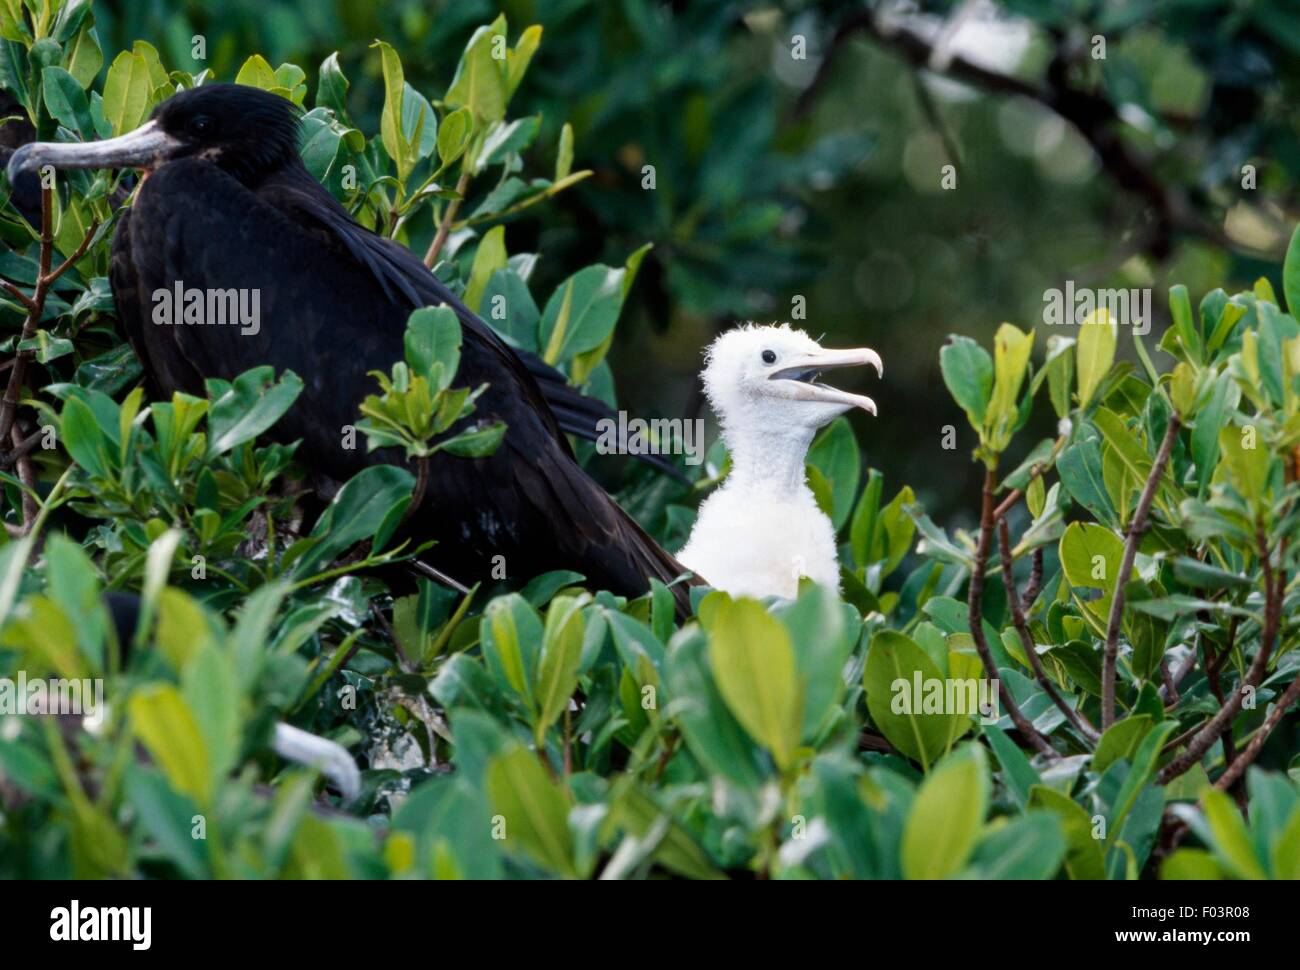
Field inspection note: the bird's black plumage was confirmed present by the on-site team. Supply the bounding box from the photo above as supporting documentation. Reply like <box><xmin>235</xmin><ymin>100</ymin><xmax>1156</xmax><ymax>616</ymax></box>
<box><xmin>14</xmin><ymin>84</ymin><xmax>696</xmax><ymax>605</ymax></box>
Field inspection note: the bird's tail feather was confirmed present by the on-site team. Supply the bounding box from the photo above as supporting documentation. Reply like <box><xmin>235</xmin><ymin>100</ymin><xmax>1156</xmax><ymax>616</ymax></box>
<box><xmin>609</xmin><ymin>502</ymin><xmax>705</xmax><ymax>618</ymax></box>
<box><xmin>515</xmin><ymin>350</ymin><xmax>689</xmax><ymax>482</ymax></box>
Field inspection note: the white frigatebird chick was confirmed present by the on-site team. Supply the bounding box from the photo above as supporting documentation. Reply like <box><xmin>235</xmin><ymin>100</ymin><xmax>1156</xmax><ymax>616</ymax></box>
<box><xmin>678</xmin><ymin>324</ymin><xmax>881</xmax><ymax>599</ymax></box>
<box><xmin>9</xmin><ymin>84</ymin><xmax>697</xmax><ymax>606</ymax></box>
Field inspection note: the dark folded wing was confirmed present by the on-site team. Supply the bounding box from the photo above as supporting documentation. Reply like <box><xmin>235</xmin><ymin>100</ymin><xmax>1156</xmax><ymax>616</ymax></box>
<box><xmin>269</xmin><ymin>169</ymin><xmax>683</xmax><ymax>476</ymax></box>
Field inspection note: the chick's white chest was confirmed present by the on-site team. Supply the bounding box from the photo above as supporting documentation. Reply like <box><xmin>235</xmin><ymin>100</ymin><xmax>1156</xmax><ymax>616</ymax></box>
<box><xmin>679</xmin><ymin>479</ymin><xmax>840</xmax><ymax>599</ymax></box>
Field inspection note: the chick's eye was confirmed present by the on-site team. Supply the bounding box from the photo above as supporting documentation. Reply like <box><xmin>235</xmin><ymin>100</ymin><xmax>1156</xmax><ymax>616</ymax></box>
<box><xmin>188</xmin><ymin>116</ymin><xmax>214</xmax><ymax>136</ymax></box>
<box><xmin>761</xmin><ymin>349</ymin><xmax>777</xmax><ymax>364</ymax></box>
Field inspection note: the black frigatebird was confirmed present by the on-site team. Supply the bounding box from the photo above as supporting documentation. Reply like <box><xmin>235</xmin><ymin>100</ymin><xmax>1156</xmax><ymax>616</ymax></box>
<box><xmin>9</xmin><ymin>83</ymin><xmax>698</xmax><ymax>606</ymax></box>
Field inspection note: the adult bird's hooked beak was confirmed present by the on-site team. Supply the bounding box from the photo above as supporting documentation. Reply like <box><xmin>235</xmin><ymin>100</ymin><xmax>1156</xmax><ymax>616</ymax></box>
<box><xmin>766</xmin><ymin>345</ymin><xmax>883</xmax><ymax>415</ymax></box>
<box><xmin>6</xmin><ymin>119</ymin><xmax>182</xmax><ymax>183</ymax></box>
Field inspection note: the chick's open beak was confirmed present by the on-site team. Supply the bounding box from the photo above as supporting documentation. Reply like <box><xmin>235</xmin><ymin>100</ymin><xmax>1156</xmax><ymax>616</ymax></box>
<box><xmin>767</xmin><ymin>346</ymin><xmax>883</xmax><ymax>415</ymax></box>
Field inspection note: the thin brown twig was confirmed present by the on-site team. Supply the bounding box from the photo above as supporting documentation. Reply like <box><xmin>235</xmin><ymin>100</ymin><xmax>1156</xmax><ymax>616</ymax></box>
<box><xmin>1159</xmin><ymin>657</ymin><xmax>1181</xmax><ymax>707</ymax></box>
<box><xmin>10</xmin><ymin>424</ymin><xmax>37</xmax><ymax>535</ymax></box>
<box><xmin>998</xmin><ymin>517</ymin><xmax>1099</xmax><ymax>741</ymax></box>
<box><xmin>1102</xmin><ymin>413</ymin><xmax>1180</xmax><ymax>728</ymax></box>
<box><xmin>1021</xmin><ymin>547</ymin><xmax>1043</xmax><ymax>613</ymax></box>
<box><xmin>971</xmin><ymin>467</ymin><xmax>1056</xmax><ymax>757</ymax></box>
<box><xmin>422</xmin><ymin>169</ymin><xmax>471</xmax><ymax>268</ymax></box>
<box><xmin>1213</xmin><ymin>670</ymin><xmax>1300</xmax><ymax>791</ymax></box>
<box><xmin>0</xmin><ymin>425</ymin><xmax>44</xmax><ymax>466</ymax></box>
<box><xmin>1157</xmin><ymin>532</ymin><xmax>1283</xmax><ymax>785</ymax></box>
<box><xmin>1203</xmin><ymin>626</ymin><xmax>1237</xmax><ymax>771</ymax></box>
<box><xmin>0</xmin><ymin>188</ymin><xmax>98</xmax><ymax>450</ymax></box>
<box><xmin>44</xmin><ymin>219</ymin><xmax>101</xmax><ymax>286</ymax></box>
<box><xmin>0</xmin><ymin>279</ymin><xmax>36</xmax><ymax>310</ymax></box>
<box><xmin>1159</xmin><ymin>639</ymin><xmax>1202</xmax><ymax>705</ymax></box>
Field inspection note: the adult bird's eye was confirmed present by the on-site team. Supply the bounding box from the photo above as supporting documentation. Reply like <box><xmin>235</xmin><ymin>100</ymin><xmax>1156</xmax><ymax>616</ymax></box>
<box><xmin>188</xmin><ymin>116</ymin><xmax>214</xmax><ymax>137</ymax></box>
<box><xmin>761</xmin><ymin>349</ymin><xmax>777</xmax><ymax>364</ymax></box>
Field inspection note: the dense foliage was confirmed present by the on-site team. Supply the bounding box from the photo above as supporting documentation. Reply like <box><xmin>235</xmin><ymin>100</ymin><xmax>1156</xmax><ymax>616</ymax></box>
<box><xmin>0</xmin><ymin>3</ymin><xmax>1297</xmax><ymax>879</ymax></box>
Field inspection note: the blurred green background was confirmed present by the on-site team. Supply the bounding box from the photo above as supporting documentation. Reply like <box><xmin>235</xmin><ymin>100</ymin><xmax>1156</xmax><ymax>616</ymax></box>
<box><xmin>94</xmin><ymin>0</ymin><xmax>1300</xmax><ymax>523</ymax></box>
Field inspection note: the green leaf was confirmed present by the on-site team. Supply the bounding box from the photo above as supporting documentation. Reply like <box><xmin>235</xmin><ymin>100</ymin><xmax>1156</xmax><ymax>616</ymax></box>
<box><xmin>234</xmin><ymin>53</ymin><xmax>279</xmax><ymax>93</ymax></box>
<box><xmin>534</xmin><ymin>595</ymin><xmax>585</xmax><ymax>743</ymax></box>
<box><xmin>1281</xmin><ymin>223</ymin><xmax>1300</xmax><ymax>318</ymax></box>
<box><xmin>1077</xmin><ymin>309</ymin><xmax>1117</xmax><ymax>408</ymax></box>
<box><xmin>485</xmin><ymin>745</ymin><xmax>575</xmax><ymax>877</ymax></box>
<box><xmin>806</xmin><ymin>417</ymin><xmax>860</xmax><ymax>530</ymax></box>
<box><xmin>181</xmin><ymin>642</ymin><xmax>239</xmax><ymax>786</ymax></box>
<box><xmin>538</xmin><ymin>263</ymin><xmax>632</xmax><ymax>366</ymax></box>
<box><xmin>205</xmin><ymin>367</ymin><xmax>304</xmax><ymax>457</ymax></box>
<box><xmin>399</xmin><ymin>82</ymin><xmax>436</xmax><ymax>164</ymax></box>
<box><xmin>1092</xmin><ymin>714</ymin><xmax>1153</xmax><ymax>774</ymax></box>
<box><xmin>480</xmin><ymin>593</ymin><xmax>542</xmax><ymax>708</ymax></box>
<box><xmin>441</xmin><ymin>422</ymin><xmax>506</xmax><ymax>457</ymax></box>
<box><xmin>1214</xmin><ymin>423</ymin><xmax>1269</xmax><ymax>501</ymax></box>
<box><xmin>774</xmin><ymin>583</ymin><xmax>855</xmax><ymax>738</ymax></box>
<box><xmin>1043</xmin><ymin>334</ymin><xmax>1075</xmax><ymax>418</ymax></box>
<box><xmin>316</xmin><ymin>51</ymin><xmax>349</xmax><ymax>116</ymax></box>
<box><xmin>967</xmin><ymin>812</ymin><xmax>1066</xmax><ymax>879</ymax></box>
<box><xmin>1201</xmin><ymin>788</ymin><xmax>1266</xmax><ymax>879</ymax></box>
<box><xmin>101</xmin><ymin>48</ymin><xmax>155</xmax><ymax>135</ymax></box>
<box><xmin>706</xmin><ymin>598</ymin><xmax>802</xmax><ymax>771</ymax></box>
<box><xmin>60</xmin><ymin>395</ymin><xmax>110</xmax><ymax>478</ymax></box>
<box><xmin>1168</xmin><ymin>284</ymin><xmax>1202</xmax><ymax>363</ymax></box>
<box><xmin>864</xmin><ymin>630</ymin><xmax>965</xmax><ymax>771</ymax></box>
<box><xmin>436</xmin><ymin>107</ymin><xmax>472</xmax><ymax>169</ymax></box>
<box><xmin>984</xmin><ymin>323</ymin><xmax>1033</xmax><ymax>451</ymax></box>
<box><xmin>1057</xmin><ymin>437</ymin><xmax>1117</xmax><ymax>527</ymax></box>
<box><xmin>901</xmin><ymin>744</ymin><xmax>989</xmax><ymax>879</ymax></box>
<box><xmin>1192</xmin><ymin>373</ymin><xmax>1237</xmax><ymax>495</ymax></box>
<box><xmin>555</xmin><ymin>122</ymin><xmax>574</xmax><ymax>181</ymax></box>
<box><xmin>445</xmin><ymin>18</ymin><xmax>508</xmax><ymax>127</ymax></box>
<box><xmin>611</xmin><ymin>787</ymin><xmax>724</xmax><ymax>880</ymax></box>
<box><xmin>1161</xmin><ymin>848</ymin><xmax>1224</xmax><ymax>879</ymax></box>
<box><xmin>983</xmin><ymin>724</ymin><xmax>1040</xmax><ymax>809</ymax></box>
<box><xmin>1190</xmin><ymin>785</ymin><xmax>1263</xmax><ymax>878</ymax></box>
<box><xmin>123</xmin><ymin>767</ymin><xmax>209</xmax><ymax>878</ymax></box>
<box><xmin>506</xmin><ymin>24</ymin><xmax>542</xmax><ymax>97</ymax></box>
<box><xmin>1056</xmin><ymin>520</ymin><xmax>1126</xmax><ymax>591</ymax></box>
<box><xmin>404</xmin><ymin>305</ymin><xmax>461</xmax><ymax>388</ymax></box>
<box><xmin>464</xmin><ymin>225</ymin><xmax>506</xmax><ymax>314</ymax></box>
<box><xmin>371</xmin><ymin>40</ymin><xmax>412</xmax><ymax>180</ymax></box>
<box><xmin>292</xmin><ymin>464</ymin><xmax>415</xmax><ymax>578</ymax></box>
<box><xmin>479</xmin><ymin>116</ymin><xmax>539</xmax><ymax>168</ymax></box>
<box><xmin>1093</xmin><ymin>408</ymin><xmax>1172</xmax><ymax>504</ymax></box>
<box><xmin>664</xmin><ymin>628</ymin><xmax>768</xmax><ymax>788</ymax></box>
<box><xmin>1271</xmin><ymin>806</ymin><xmax>1300</xmax><ymax>879</ymax></box>
<box><xmin>1106</xmin><ymin>720</ymin><xmax>1176</xmax><ymax>838</ymax></box>
<box><xmin>42</xmin><ymin>66</ymin><xmax>94</xmax><ymax>136</ymax></box>
<box><xmin>1029</xmin><ymin>785</ymin><xmax>1107</xmax><ymax>879</ymax></box>
<box><xmin>1058</xmin><ymin>521</ymin><xmax>1127</xmax><ymax>624</ymax></box>
<box><xmin>128</xmin><ymin>684</ymin><xmax>211</xmax><ymax>805</ymax></box>
<box><xmin>939</xmin><ymin>335</ymin><xmax>992</xmax><ymax>428</ymax></box>
<box><xmin>64</xmin><ymin>23</ymin><xmax>103</xmax><ymax>89</ymax></box>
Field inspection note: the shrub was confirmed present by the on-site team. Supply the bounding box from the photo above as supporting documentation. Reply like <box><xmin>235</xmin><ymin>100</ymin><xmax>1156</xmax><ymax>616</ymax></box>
<box><xmin>0</xmin><ymin>4</ymin><xmax>1296</xmax><ymax>880</ymax></box>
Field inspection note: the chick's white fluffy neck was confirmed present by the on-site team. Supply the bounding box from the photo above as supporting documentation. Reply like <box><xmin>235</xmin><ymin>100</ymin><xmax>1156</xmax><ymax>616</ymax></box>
<box><xmin>679</xmin><ymin>419</ymin><xmax>836</xmax><ymax>600</ymax></box>
<box><xmin>723</xmin><ymin>420</ymin><xmax>816</xmax><ymax>495</ymax></box>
